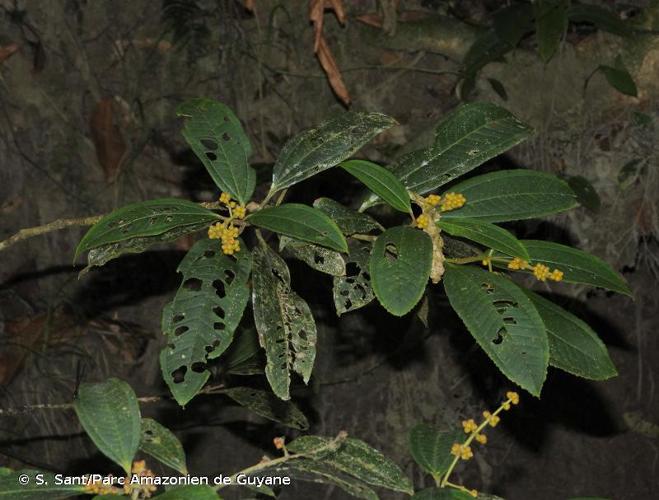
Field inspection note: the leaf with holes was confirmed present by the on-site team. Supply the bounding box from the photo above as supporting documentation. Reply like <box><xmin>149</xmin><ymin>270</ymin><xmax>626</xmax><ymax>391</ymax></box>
<box><xmin>333</xmin><ymin>242</ymin><xmax>375</xmax><ymax>316</ymax></box>
<box><xmin>288</xmin><ymin>436</ymin><xmax>414</xmax><ymax>495</ymax></box>
<box><xmin>151</xmin><ymin>485</ymin><xmax>219</xmax><ymax>499</ymax></box>
<box><xmin>160</xmin><ymin>238</ymin><xmax>252</xmax><ymax>406</ymax></box>
<box><xmin>442</xmin><ymin>170</ymin><xmax>577</xmax><ymax>222</ymax></box>
<box><xmin>252</xmin><ymin>242</ymin><xmax>317</xmax><ymax>400</ymax></box>
<box><xmin>438</xmin><ymin>219</ymin><xmax>528</xmax><ymax>259</ymax></box>
<box><xmin>313</xmin><ymin>197</ymin><xmax>382</xmax><ymax>235</ymax></box>
<box><xmin>0</xmin><ymin>470</ymin><xmax>86</xmax><ymax>499</ymax></box>
<box><xmin>271</xmin><ymin>112</ymin><xmax>397</xmax><ymax>192</ymax></box>
<box><xmin>178</xmin><ymin>98</ymin><xmax>255</xmax><ymax>205</ymax></box>
<box><xmin>248</xmin><ymin>204</ymin><xmax>348</xmax><ymax>253</ymax></box>
<box><xmin>443</xmin><ymin>265</ymin><xmax>548</xmax><ymax>396</ymax></box>
<box><xmin>82</xmin><ymin>221</ymin><xmax>210</xmax><ymax>274</ymax></box>
<box><xmin>567</xmin><ymin>4</ymin><xmax>632</xmax><ymax>37</ymax></box>
<box><xmin>140</xmin><ymin>418</ymin><xmax>188</xmax><ymax>474</ymax></box>
<box><xmin>392</xmin><ymin>103</ymin><xmax>533</xmax><ymax>195</ymax></box>
<box><xmin>76</xmin><ymin>199</ymin><xmax>219</xmax><ymax>259</ymax></box>
<box><xmin>74</xmin><ymin>378</ymin><xmax>141</xmax><ymax>473</ymax></box>
<box><xmin>222</xmin><ymin>387</ymin><xmax>309</xmax><ymax>430</ymax></box>
<box><xmin>280</xmin><ymin>236</ymin><xmax>346</xmax><ymax>276</ymax></box>
<box><xmin>370</xmin><ymin>227</ymin><xmax>432</xmax><ymax>317</ymax></box>
<box><xmin>520</xmin><ymin>240</ymin><xmax>631</xmax><ymax>296</ymax></box>
<box><xmin>409</xmin><ymin>424</ymin><xmax>462</xmax><ymax>478</ymax></box>
<box><xmin>525</xmin><ymin>291</ymin><xmax>617</xmax><ymax>380</ymax></box>
<box><xmin>341</xmin><ymin>160</ymin><xmax>411</xmax><ymax>213</ymax></box>
<box><xmin>534</xmin><ymin>0</ymin><xmax>568</xmax><ymax>63</ymax></box>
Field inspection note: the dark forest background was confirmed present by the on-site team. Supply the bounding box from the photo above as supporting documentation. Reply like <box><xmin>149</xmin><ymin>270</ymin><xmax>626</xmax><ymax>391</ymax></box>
<box><xmin>0</xmin><ymin>1</ymin><xmax>658</xmax><ymax>499</ymax></box>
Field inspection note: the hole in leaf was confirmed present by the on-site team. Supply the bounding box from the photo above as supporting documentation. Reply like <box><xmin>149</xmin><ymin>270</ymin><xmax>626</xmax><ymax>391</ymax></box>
<box><xmin>384</xmin><ymin>243</ymin><xmax>398</xmax><ymax>262</ymax></box>
<box><xmin>212</xmin><ymin>306</ymin><xmax>225</xmax><ymax>319</ymax></box>
<box><xmin>313</xmin><ymin>253</ymin><xmax>325</xmax><ymax>265</ymax></box>
<box><xmin>191</xmin><ymin>362</ymin><xmax>206</xmax><ymax>373</ymax></box>
<box><xmin>224</xmin><ymin>269</ymin><xmax>235</xmax><ymax>285</ymax></box>
<box><xmin>201</xmin><ymin>138</ymin><xmax>218</xmax><ymax>150</ymax></box>
<box><xmin>174</xmin><ymin>326</ymin><xmax>189</xmax><ymax>336</ymax></box>
<box><xmin>204</xmin><ymin>250</ymin><xmax>215</xmax><ymax>258</ymax></box>
<box><xmin>173</xmin><ymin>314</ymin><xmax>185</xmax><ymax>323</ymax></box>
<box><xmin>222</xmin><ymin>132</ymin><xmax>231</xmax><ymax>141</ymax></box>
<box><xmin>492</xmin><ymin>328</ymin><xmax>505</xmax><ymax>345</ymax></box>
<box><xmin>183</xmin><ymin>278</ymin><xmax>202</xmax><ymax>291</ymax></box>
<box><xmin>213</xmin><ymin>322</ymin><xmax>225</xmax><ymax>331</ymax></box>
<box><xmin>171</xmin><ymin>366</ymin><xmax>187</xmax><ymax>383</ymax></box>
<box><xmin>345</xmin><ymin>263</ymin><xmax>360</xmax><ymax>277</ymax></box>
<box><xmin>481</xmin><ymin>282</ymin><xmax>495</xmax><ymax>294</ymax></box>
<box><xmin>206</xmin><ymin>151</ymin><xmax>217</xmax><ymax>161</ymax></box>
<box><xmin>213</xmin><ymin>279</ymin><xmax>226</xmax><ymax>298</ymax></box>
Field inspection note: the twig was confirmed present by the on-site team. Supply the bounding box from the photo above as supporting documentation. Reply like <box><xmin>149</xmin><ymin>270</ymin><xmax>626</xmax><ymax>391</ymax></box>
<box><xmin>0</xmin><ymin>216</ymin><xmax>103</xmax><ymax>252</ymax></box>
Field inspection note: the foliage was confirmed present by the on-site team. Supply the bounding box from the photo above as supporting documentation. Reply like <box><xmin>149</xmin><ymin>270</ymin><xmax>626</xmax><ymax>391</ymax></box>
<box><xmin>1</xmin><ymin>97</ymin><xmax>630</xmax><ymax>499</ymax></box>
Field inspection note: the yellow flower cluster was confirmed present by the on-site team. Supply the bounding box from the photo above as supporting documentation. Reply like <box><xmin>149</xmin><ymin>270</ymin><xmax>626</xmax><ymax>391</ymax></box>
<box><xmin>123</xmin><ymin>460</ymin><xmax>157</xmax><ymax>498</ymax></box>
<box><xmin>507</xmin><ymin>258</ymin><xmax>563</xmax><ymax>282</ymax></box>
<box><xmin>507</xmin><ymin>391</ymin><xmax>520</xmax><ymax>404</ymax></box>
<box><xmin>208</xmin><ymin>192</ymin><xmax>247</xmax><ymax>255</ymax></box>
<box><xmin>462</xmin><ymin>418</ymin><xmax>478</xmax><ymax>433</ymax></box>
<box><xmin>440</xmin><ymin>192</ymin><xmax>466</xmax><ymax>211</ymax></box>
<box><xmin>482</xmin><ymin>410</ymin><xmax>500</xmax><ymax>427</ymax></box>
<box><xmin>451</xmin><ymin>443</ymin><xmax>474</xmax><ymax>460</ymax></box>
<box><xmin>426</xmin><ymin>194</ymin><xmax>442</xmax><ymax>207</ymax></box>
<box><xmin>415</xmin><ymin>213</ymin><xmax>430</xmax><ymax>229</ymax></box>
<box><xmin>83</xmin><ymin>479</ymin><xmax>119</xmax><ymax>496</ymax></box>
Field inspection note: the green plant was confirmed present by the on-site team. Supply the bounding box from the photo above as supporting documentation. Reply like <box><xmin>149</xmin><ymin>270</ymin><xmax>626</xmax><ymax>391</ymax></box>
<box><xmin>0</xmin><ymin>98</ymin><xmax>630</xmax><ymax>499</ymax></box>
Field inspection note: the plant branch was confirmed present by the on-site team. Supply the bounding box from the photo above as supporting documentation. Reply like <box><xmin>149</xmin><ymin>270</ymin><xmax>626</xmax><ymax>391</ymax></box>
<box><xmin>0</xmin><ymin>216</ymin><xmax>103</xmax><ymax>252</ymax></box>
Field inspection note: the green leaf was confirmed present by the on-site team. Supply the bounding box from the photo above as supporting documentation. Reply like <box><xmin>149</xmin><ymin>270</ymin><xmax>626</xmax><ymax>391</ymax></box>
<box><xmin>370</xmin><ymin>227</ymin><xmax>433</xmax><ymax>316</ymax></box>
<box><xmin>568</xmin><ymin>4</ymin><xmax>632</xmax><ymax>37</ymax></box>
<box><xmin>153</xmin><ymin>485</ymin><xmax>219</xmax><ymax>499</ymax></box>
<box><xmin>333</xmin><ymin>242</ymin><xmax>375</xmax><ymax>316</ymax></box>
<box><xmin>160</xmin><ymin>238</ymin><xmax>252</xmax><ymax>406</ymax></box>
<box><xmin>177</xmin><ymin>98</ymin><xmax>255</xmax><ymax>205</ymax></box>
<box><xmin>599</xmin><ymin>60</ymin><xmax>638</xmax><ymax>97</ymax></box>
<box><xmin>280</xmin><ymin>236</ymin><xmax>346</xmax><ymax>276</ymax></box>
<box><xmin>521</xmin><ymin>240</ymin><xmax>631</xmax><ymax>296</ymax></box>
<box><xmin>409</xmin><ymin>424</ymin><xmax>462</xmax><ymax>477</ymax></box>
<box><xmin>276</xmin><ymin>460</ymin><xmax>378</xmax><ymax>500</ymax></box>
<box><xmin>223</xmin><ymin>328</ymin><xmax>263</xmax><ymax>376</ymax></box>
<box><xmin>463</xmin><ymin>30</ymin><xmax>513</xmax><ymax>78</ymax></box>
<box><xmin>140</xmin><ymin>418</ymin><xmax>188</xmax><ymax>474</ymax></box>
<box><xmin>438</xmin><ymin>219</ymin><xmax>528</xmax><ymax>259</ymax></box>
<box><xmin>567</xmin><ymin>175</ymin><xmax>601</xmax><ymax>212</ymax></box>
<box><xmin>341</xmin><ymin>160</ymin><xmax>411</xmax><ymax>213</ymax></box>
<box><xmin>271</xmin><ymin>112</ymin><xmax>397</xmax><ymax>192</ymax></box>
<box><xmin>443</xmin><ymin>265</ymin><xmax>548</xmax><ymax>396</ymax></box>
<box><xmin>288</xmin><ymin>436</ymin><xmax>414</xmax><ymax>495</ymax></box>
<box><xmin>0</xmin><ymin>470</ymin><xmax>85</xmax><ymax>499</ymax></box>
<box><xmin>487</xmin><ymin>78</ymin><xmax>508</xmax><ymax>101</ymax></box>
<box><xmin>525</xmin><ymin>291</ymin><xmax>617</xmax><ymax>380</ymax></box>
<box><xmin>313</xmin><ymin>197</ymin><xmax>383</xmax><ymax>235</ymax></box>
<box><xmin>73</xmin><ymin>378</ymin><xmax>141</xmax><ymax>473</ymax></box>
<box><xmin>81</xmin><ymin>222</ymin><xmax>210</xmax><ymax>274</ymax></box>
<box><xmin>442</xmin><ymin>169</ymin><xmax>577</xmax><ymax>222</ymax></box>
<box><xmin>252</xmin><ymin>242</ymin><xmax>317</xmax><ymax>400</ymax></box>
<box><xmin>76</xmin><ymin>199</ymin><xmax>219</xmax><ymax>259</ymax></box>
<box><xmin>393</xmin><ymin>103</ymin><xmax>533</xmax><ymax>195</ymax></box>
<box><xmin>412</xmin><ymin>488</ymin><xmax>475</xmax><ymax>500</ymax></box>
<box><xmin>221</xmin><ymin>387</ymin><xmax>309</xmax><ymax>430</ymax></box>
<box><xmin>249</xmin><ymin>204</ymin><xmax>348</xmax><ymax>253</ymax></box>
<box><xmin>534</xmin><ymin>0</ymin><xmax>568</xmax><ymax>63</ymax></box>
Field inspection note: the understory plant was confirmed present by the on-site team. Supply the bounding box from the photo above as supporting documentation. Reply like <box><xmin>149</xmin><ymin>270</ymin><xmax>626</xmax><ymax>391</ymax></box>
<box><xmin>0</xmin><ymin>98</ymin><xmax>630</xmax><ymax>499</ymax></box>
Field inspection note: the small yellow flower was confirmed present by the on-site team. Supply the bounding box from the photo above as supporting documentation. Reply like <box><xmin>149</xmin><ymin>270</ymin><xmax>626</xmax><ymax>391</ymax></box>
<box><xmin>440</xmin><ymin>192</ymin><xmax>466</xmax><ymax>211</ymax></box>
<box><xmin>425</xmin><ymin>194</ymin><xmax>441</xmax><ymax>207</ymax></box>
<box><xmin>549</xmin><ymin>269</ymin><xmax>564</xmax><ymax>282</ymax></box>
<box><xmin>219</xmin><ymin>192</ymin><xmax>232</xmax><ymax>204</ymax></box>
<box><xmin>460</xmin><ymin>445</ymin><xmax>473</xmax><ymax>460</ymax></box>
<box><xmin>533</xmin><ymin>263</ymin><xmax>551</xmax><ymax>281</ymax></box>
<box><xmin>208</xmin><ymin>223</ymin><xmax>224</xmax><ymax>239</ymax></box>
<box><xmin>222</xmin><ymin>239</ymin><xmax>240</xmax><ymax>255</ymax></box>
<box><xmin>507</xmin><ymin>257</ymin><xmax>529</xmax><ymax>270</ymax></box>
<box><xmin>475</xmin><ymin>433</ymin><xmax>487</xmax><ymax>444</ymax></box>
<box><xmin>234</xmin><ymin>205</ymin><xmax>247</xmax><ymax>219</ymax></box>
<box><xmin>416</xmin><ymin>213</ymin><xmax>430</xmax><ymax>229</ymax></box>
<box><xmin>470</xmin><ymin>489</ymin><xmax>478</xmax><ymax>498</ymax></box>
<box><xmin>450</xmin><ymin>443</ymin><xmax>462</xmax><ymax>457</ymax></box>
<box><xmin>462</xmin><ymin>419</ymin><xmax>478</xmax><ymax>434</ymax></box>
<box><xmin>273</xmin><ymin>437</ymin><xmax>285</xmax><ymax>450</ymax></box>
<box><xmin>506</xmin><ymin>391</ymin><xmax>520</xmax><ymax>405</ymax></box>
<box><xmin>229</xmin><ymin>200</ymin><xmax>237</xmax><ymax>208</ymax></box>
<box><xmin>482</xmin><ymin>410</ymin><xmax>500</xmax><ymax>427</ymax></box>
<box><xmin>502</xmin><ymin>401</ymin><xmax>511</xmax><ymax>411</ymax></box>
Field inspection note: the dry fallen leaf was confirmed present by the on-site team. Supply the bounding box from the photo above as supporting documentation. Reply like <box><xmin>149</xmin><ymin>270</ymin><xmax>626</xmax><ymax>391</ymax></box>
<box><xmin>90</xmin><ymin>98</ymin><xmax>127</xmax><ymax>182</ymax></box>
<box><xmin>316</xmin><ymin>34</ymin><xmax>351</xmax><ymax>105</ymax></box>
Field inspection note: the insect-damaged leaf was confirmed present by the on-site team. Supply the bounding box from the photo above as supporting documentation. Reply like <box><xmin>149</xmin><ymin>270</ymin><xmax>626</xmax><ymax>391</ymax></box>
<box><xmin>443</xmin><ymin>265</ymin><xmax>548</xmax><ymax>396</ymax></box>
<box><xmin>74</xmin><ymin>378</ymin><xmax>141</xmax><ymax>474</ymax></box>
<box><xmin>0</xmin><ymin>470</ymin><xmax>86</xmax><ymax>499</ymax></box>
<box><xmin>392</xmin><ymin>103</ymin><xmax>533</xmax><ymax>195</ymax></box>
<box><xmin>248</xmin><ymin>204</ymin><xmax>348</xmax><ymax>253</ymax></box>
<box><xmin>75</xmin><ymin>199</ymin><xmax>219</xmax><ymax>259</ymax></box>
<box><xmin>221</xmin><ymin>387</ymin><xmax>309</xmax><ymax>430</ymax></box>
<box><xmin>280</xmin><ymin>236</ymin><xmax>346</xmax><ymax>276</ymax></box>
<box><xmin>313</xmin><ymin>197</ymin><xmax>382</xmax><ymax>236</ymax></box>
<box><xmin>177</xmin><ymin>98</ymin><xmax>255</xmax><ymax>205</ymax></box>
<box><xmin>160</xmin><ymin>239</ymin><xmax>251</xmax><ymax>406</ymax></box>
<box><xmin>271</xmin><ymin>112</ymin><xmax>397</xmax><ymax>192</ymax></box>
<box><xmin>333</xmin><ymin>242</ymin><xmax>375</xmax><ymax>316</ymax></box>
<box><xmin>140</xmin><ymin>418</ymin><xmax>188</xmax><ymax>475</ymax></box>
<box><xmin>252</xmin><ymin>242</ymin><xmax>317</xmax><ymax>400</ymax></box>
<box><xmin>287</xmin><ymin>436</ymin><xmax>414</xmax><ymax>495</ymax></box>
<box><xmin>370</xmin><ymin>227</ymin><xmax>432</xmax><ymax>317</ymax></box>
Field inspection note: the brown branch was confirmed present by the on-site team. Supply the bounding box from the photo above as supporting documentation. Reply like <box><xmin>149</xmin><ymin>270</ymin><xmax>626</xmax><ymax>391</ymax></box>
<box><xmin>0</xmin><ymin>216</ymin><xmax>104</xmax><ymax>253</ymax></box>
